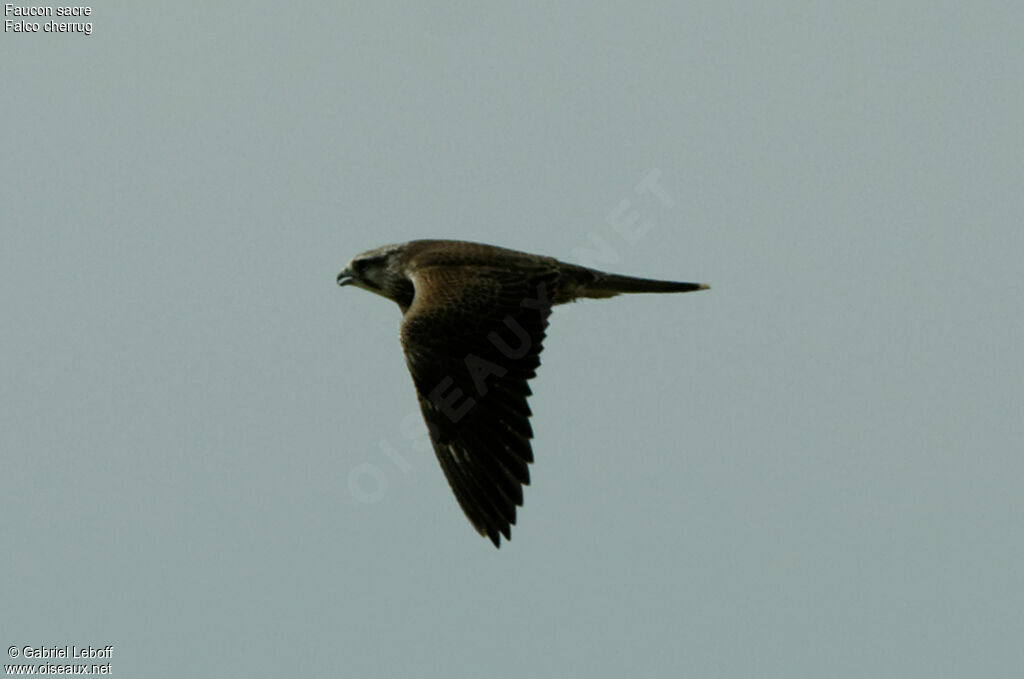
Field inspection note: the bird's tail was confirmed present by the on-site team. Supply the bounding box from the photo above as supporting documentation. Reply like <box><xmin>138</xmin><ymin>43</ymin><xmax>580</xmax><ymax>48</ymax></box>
<box><xmin>567</xmin><ymin>266</ymin><xmax>708</xmax><ymax>300</ymax></box>
<box><xmin>596</xmin><ymin>273</ymin><xmax>707</xmax><ymax>294</ymax></box>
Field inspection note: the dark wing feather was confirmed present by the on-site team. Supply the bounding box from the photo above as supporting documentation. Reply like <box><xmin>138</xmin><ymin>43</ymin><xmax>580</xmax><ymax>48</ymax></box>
<box><xmin>399</xmin><ymin>265</ymin><xmax>559</xmax><ymax>547</ymax></box>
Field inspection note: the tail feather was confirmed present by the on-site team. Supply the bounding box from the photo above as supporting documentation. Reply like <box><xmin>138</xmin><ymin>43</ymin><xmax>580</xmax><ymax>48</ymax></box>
<box><xmin>552</xmin><ymin>264</ymin><xmax>709</xmax><ymax>302</ymax></box>
<box><xmin>575</xmin><ymin>270</ymin><xmax>708</xmax><ymax>299</ymax></box>
<box><xmin>592</xmin><ymin>273</ymin><xmax>708</xmax><ymax>295</ymax></box>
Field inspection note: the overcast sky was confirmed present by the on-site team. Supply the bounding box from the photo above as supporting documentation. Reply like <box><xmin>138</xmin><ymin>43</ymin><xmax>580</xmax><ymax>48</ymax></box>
<box><xmin>2</xmin><ymin>3</ymin><xmax>1022</xmax><ymax>677</ymax></box>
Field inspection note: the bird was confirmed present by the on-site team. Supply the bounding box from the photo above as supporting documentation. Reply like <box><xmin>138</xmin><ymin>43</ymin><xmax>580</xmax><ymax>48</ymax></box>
<box><xmin>337</xmin><ymin>239</ymin><xmax>708</xmax><ymax>547</ymax></box>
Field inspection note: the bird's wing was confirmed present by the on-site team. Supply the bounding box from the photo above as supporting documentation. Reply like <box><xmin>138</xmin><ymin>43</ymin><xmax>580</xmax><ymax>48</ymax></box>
<box><xmin>399</xmin><ymin>265</ymin><xmax>560</xmax><ymax>547</ymax></box>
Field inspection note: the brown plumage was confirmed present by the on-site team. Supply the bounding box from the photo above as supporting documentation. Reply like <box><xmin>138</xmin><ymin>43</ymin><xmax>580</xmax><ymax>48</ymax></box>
<box><xmin>337</xmin><ymin>239</ymin><xmax>708</xmax><ymax>547</ymax></box>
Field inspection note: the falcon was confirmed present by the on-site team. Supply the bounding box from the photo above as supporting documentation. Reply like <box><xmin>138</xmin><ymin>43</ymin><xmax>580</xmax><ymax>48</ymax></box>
<box><xmin>337</xmin><ymin>239</ymin><xmax>708</xmax><ymax>547</ymax></box>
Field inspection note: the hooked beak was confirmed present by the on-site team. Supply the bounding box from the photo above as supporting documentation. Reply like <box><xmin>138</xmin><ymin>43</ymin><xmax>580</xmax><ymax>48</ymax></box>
<box><xmin>337</xmin><ymin>268</ymin><xmax>355</xmax><ymax>287</ymax></box>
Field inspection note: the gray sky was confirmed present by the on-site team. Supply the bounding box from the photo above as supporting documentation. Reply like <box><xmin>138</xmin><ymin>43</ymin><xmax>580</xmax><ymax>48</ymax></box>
<box><xmin>2</xmin><ymin>2</ymin><xmax>1022</xmax><ymax>677</ymax></box>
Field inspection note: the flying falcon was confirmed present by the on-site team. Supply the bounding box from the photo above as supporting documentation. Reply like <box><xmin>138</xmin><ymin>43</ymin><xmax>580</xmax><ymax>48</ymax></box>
<box><xmin>337</xmin><ymin>239</ymin><xmax>708</xmax><ymax>547</ymax></box>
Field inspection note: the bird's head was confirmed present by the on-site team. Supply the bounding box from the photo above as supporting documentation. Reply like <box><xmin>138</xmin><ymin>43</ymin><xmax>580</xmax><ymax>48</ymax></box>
<box><xmin>337</xmin><ymin>243</ymin><xmax>414</xmax><ymax>307</ymax></box>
